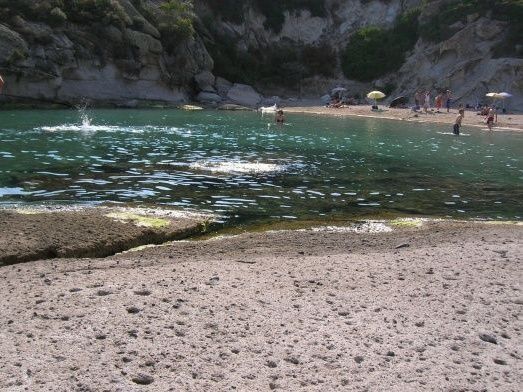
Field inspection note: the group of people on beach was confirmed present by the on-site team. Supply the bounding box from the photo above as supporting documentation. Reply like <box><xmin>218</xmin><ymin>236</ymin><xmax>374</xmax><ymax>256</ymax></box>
<box><xmin>327</xmin><ymin>96</ymin><xmax>359</xmax><ymax>108</ymax></box>
<box><xmin>412</xmin><ymin>88</ymin><xmax>500</xmax><ymax>135</ymax></box>
<box><xmin>414</xmin><ymin>89</ymin><xmax>452</xmax><ymax>113</ymax></box>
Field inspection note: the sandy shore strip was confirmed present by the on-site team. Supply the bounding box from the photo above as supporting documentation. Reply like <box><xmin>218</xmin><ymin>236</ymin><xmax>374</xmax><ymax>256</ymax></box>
<box><xmin>0</xmin><ymin>220</ymin><xmax>521</xmax><ymax>391</ymax></box>
<box><xmin>284</xmin><ymin>105</ymin><xmax>523</xmax><ymax>132</ymax></box>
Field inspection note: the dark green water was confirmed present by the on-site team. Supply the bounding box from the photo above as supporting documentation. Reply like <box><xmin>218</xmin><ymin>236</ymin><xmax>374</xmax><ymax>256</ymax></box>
<box><xmin>0</xmin><ymin>109</ymin><xmax>521</xmax><ymax>225</ymax></box>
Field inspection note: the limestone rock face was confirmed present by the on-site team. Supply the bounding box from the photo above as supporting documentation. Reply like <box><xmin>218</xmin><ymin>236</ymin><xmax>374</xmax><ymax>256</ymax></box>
<box><xmin>0</xmin><ymin>2</ymin><xmax>212</xmax><ymax>106</ymax></box>
<box><xmin>198</xmin><ymin>0</ymin><xmax>422</xmax><ymax>98</ymax></box>
<box><xmin>200</xmin><ymin>0</ymin><xmax>520</xmax><ymax>105</ymax></box>
<box><xmin>119</xmin><ymin>0</ymin><xmax>160</xmax><ymax>38</ymax></box>
<box><xmin>0</xmin><ymin>24</ymin><xmax>28</xmax><ymax>63</ymax></box>
<box><xmin>213</xmin><ymin>0</ymin><xmax>413</xmax><ymax>50</ymax></box>
<box><xmin>194</xmin><ymin>71</ymin><xmax>216</xmax><ymax>92</ymax></box>
<box><xmin>163</xmin><ymin>37</ymin><xmax>214</xmax><ymax>86</ymax></box>
<box><xmin>0</xmin><ymin>1</ymin><xmax>521</xmax><ymax>106</ymax></box>
<box><xmin>392</xmin><ymin>17</ymin><xmax>523</xmax><ymax>109</ymax></box>
<box><xmin>126</xmin><ymin>29</ymin><xmax>163</xmax><ymax>57</ymax></box>
<box><xmin>215</xmin><ymin>77</ymin><xmax>233</xmax><ymax>97</ymax></box>
<box><xmin>227</xmin><ymin>83</ymin><xmax>262</xmax><ymax>107</ymax></box>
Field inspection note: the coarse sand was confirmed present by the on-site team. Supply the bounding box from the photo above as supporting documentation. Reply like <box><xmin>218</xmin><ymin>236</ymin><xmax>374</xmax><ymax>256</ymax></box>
<box><xmin>1</xmin><ymin>221</ymin><xmax>521</xmax><ymax>391</ymax></box>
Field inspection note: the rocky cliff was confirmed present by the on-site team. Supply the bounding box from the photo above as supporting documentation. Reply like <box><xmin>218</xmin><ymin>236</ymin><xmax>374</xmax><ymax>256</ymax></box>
<box><xmin>0</xmin><ymin>0</ymin><xmax>213</xmax><ymax>107</ymax></box>
<box><xmin>382</xmin><ymin>3</ymin><xmax>523</xmax><ymax>109</ymax></box>
<box><xmin>195</xmin><ymin>0</ymin><xmax>423</xmax><ymax>100</ymax></box>
<box><xmin>0</xmin><ymin>0</ymin><xmax>521</xmax><ymax>109</ymax></box>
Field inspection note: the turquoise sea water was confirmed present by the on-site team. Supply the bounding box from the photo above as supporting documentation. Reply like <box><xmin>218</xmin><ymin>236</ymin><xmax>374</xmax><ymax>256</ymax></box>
<box><xmin>0</xmin><ymin>109</ymin><xmax>521</xmax><ymax>226</ymax></box>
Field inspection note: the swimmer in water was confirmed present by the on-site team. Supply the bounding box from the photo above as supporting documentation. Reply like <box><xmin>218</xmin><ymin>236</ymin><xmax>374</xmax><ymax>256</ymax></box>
<box><xmin>275</xmin><ymin>110</ymin><xmax>285</xmax><ymax>125</ymax></box>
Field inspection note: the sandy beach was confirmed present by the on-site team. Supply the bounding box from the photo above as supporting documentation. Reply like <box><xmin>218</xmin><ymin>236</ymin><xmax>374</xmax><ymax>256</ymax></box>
<box><xmin>0</xmin><ymin>218</ymin><xmax>522</xmax><ymax>391</ymax></box>
<box><xmin>284</xmin><ymin>105</ymin><xmax>523</xmax><ymax>132</ymax></box>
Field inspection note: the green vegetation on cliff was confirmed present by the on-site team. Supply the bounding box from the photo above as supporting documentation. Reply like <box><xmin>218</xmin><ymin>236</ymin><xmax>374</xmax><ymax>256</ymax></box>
<box><xmin>0</xmin><ymin>0</ymin><xmax>201</xmax><ymax>91</ymax></box>
<box><xmin>0</xmin><ymin>0</ymin><xmax>197</xmax><ymax>68</ymax></box>
<box><xmin>206</xmin><ymin>12</ymin><xmax>336</xmax><ymax>90</ymax></box>
<box><xmin>208</xmin><ymin>38</ymin><xmax>336</xmax><ymax>89</ymax></box>
<box><xmin>340</xmin><ymin>0</ymin><xmax>522</xmax><ymax>82</ymax></box>
<box><xmin>341</xmin><ymin>9</ymin><xmax>420</xmax><ymax>82</ymax></box>
<box><xmin>0</xmin><ymin>0</ymin><xmax>130</xmax><ymax>26</ymax></box>
<box><xmin>0</xmin><ymin>0</ymin><xmax>196</xmax><ymax>48</ymax></box>
<box><xmin>157</xmin><ymin>0</ymin><xmax>196</xmax><ymax>51</ymax></box>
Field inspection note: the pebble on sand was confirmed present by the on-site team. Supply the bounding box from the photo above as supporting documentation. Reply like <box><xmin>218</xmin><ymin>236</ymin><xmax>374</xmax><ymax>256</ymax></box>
<box><xmin>131</xmin><ymin>373</ymin><xmax>154</xmax><ymax>385</ymax></box>
<box><xmin>479</xmin><ymin>333</ymin><xmax>497</xmax><ymax>344</ymax></box>
<box><xmin>126</xmin><ymin>306</ymin><xmax>141</xmax><ymax>314</ymax></box>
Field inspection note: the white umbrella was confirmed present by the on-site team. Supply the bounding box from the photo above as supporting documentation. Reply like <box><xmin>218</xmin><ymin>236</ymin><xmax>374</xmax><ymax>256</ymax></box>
<box><xmin>486</xmin><ymin>92</ymin><xmax>508</xmax><ymax>109</ymax></box>
<box><xmin>331</xmin><ymin>87</ymin><xmax>347</xmax><ymax>94</ymax></box>
<box><xmin>367</xmin><ymin>90</ymin><xmax>386</xmax><ymax>107</ymax></box>
<box><xmin>486</xmin><ymin>92</ymin><xmax>502</xmax><ymax>106</ymax></box>
<box><xmin>498</xmin><ymin>92</ymin><xmax>512</xmax><ymax>110</ymax></box>
<box><xmin>331</xmin><ymin>87</ymin><xmax>347</xmax><ymax>98</ymax></box>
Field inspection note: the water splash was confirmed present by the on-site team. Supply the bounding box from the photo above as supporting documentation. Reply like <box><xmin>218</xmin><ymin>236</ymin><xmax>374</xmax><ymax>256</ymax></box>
<box><xmin>39</xmin><ymin>103</ymin><xmax>121</xmax><ymax>132</ymax></box>
<box><xmin>79</xmin><ymin>104</ymin><xmax>92</xmax><ymax>128</ymax></box>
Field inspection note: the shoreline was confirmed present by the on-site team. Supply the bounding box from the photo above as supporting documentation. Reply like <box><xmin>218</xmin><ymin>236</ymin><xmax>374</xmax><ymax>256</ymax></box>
<box><xmin>0</xmin><ymin>220</ymin><xmax>521</xmax><ymax>390</ymax></box>
<box><xmin>1</xmin><ymin>205</ymin><xmax>521</xmax><ymax>265</ymax></box>
<box><xmin>283</xmin><ymin>105</ymin><xmax>523</xmax><ymax>133</ymax></box>
<box><xmin>2</xmin><ymin>102</ymin><xmax>522</xmax><ymax>132</ymax></box>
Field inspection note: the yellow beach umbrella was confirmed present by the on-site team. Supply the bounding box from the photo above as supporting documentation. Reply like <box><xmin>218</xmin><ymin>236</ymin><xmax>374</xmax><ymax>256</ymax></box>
<box><xmin>367</xmin><ymin>90</ymin><xmax>386</xmax><ymax>107</ymax></box>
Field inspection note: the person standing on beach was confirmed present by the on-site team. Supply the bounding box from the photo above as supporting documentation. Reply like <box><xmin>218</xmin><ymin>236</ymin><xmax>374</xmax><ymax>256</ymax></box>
<box><xmin>423</xmin><ymin>91</ymin><xmax>430</xmax><ymax>113</ymax></box>
<box><xmin>453</xmin><ymin>108</ymin><xmax>464</xmax><ymax>135</ymax></box>
<box><xmin>414</xmin><ymin>90</ymin><xmax>421</xmax><ymax>108</ymax></box>
<box><xmin>435</xmin><ymin>92</ymin><xmax>442</xmax><ymax>112</ymax></box>
<box><xmin>445</xmin><ymin>90</ymin><xmax>452</xmax><ymax>112</ymax></box>
<box><xmin>0</xmin><ymin>74</ymin><xmax>4</xmax><ymax>93</ymax></box>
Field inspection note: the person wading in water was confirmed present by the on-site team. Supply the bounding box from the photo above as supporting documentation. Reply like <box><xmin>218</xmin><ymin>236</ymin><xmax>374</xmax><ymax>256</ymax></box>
<box><xmin>275</xmin><ymin>110</ymin><xmax>285</xmax><ymax>125</ymax></box>
<box><xmin>453</xmin><ymin>108</ymin><xmax>464</xmax><ymax>136</ymax></box>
